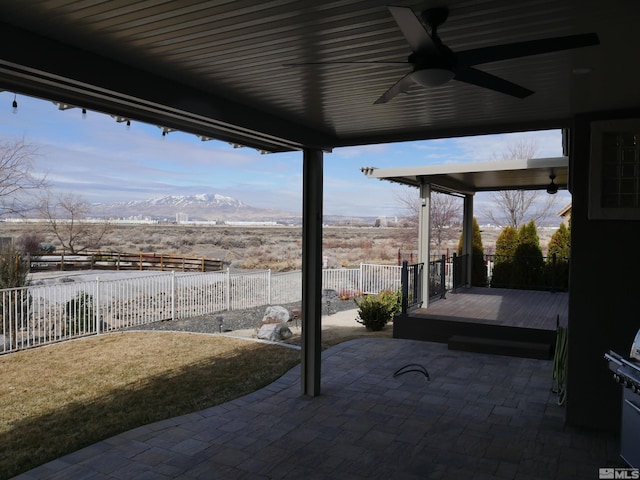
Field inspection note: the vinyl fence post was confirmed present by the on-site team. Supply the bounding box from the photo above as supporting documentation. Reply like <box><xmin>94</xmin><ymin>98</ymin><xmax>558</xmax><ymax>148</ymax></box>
<box><xmin>95</xmin><ymin>276</ymin><xmax>101</xmax><ymax>334</ymax></box>
<box><xmin>171</xmin><ymin>271</ymin><xmax>176</xmax><ymax>322</ymax></box>
<box><xmin>226</xmin><ymin>267</ymin><xmax>231</xmax><ymax>311</ymax></box>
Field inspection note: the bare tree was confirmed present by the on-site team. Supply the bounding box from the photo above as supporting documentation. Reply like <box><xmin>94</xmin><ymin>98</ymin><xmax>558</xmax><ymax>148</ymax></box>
<box><xmin>39</xmin><ymin>193</ymin><xmax>110</xmax><ymax>254</ymax></box>
<box><xmin>0</xmin><ymin>138</ymin><xmax>47</xmax><ymax>217</ymax></box>
<box><xmin>484</xmin><ymin>140</ymin><xmax>559</xmax><ymax>228</ymax></box>
<box><xmin>395</xmin><ymin>186</ymin><xmax>461</xmax><ymax>256</ymax></box>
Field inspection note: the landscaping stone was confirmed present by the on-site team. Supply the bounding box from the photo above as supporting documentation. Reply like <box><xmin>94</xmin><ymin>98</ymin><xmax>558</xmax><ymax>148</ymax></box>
<box><xmin>322</xmin><ymin>288</ymin><xmax>339</xmax><ymax>315</ymax></box>
<box><xmin>257</xmin><ymin>323</ymin><xmax>293</xmax><ymax>342</ymax></box>
<box><xmin>260</xmin><ymin>306</ymin><xmax>290</xmax><ymax>326</ymax></box>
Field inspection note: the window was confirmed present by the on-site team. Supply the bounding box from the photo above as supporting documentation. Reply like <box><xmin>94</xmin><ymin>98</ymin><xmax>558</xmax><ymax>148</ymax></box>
<box><xmin>589</xmin><ymin>119</ymin><xmax>640</xmax><ymax>220</ymax></box>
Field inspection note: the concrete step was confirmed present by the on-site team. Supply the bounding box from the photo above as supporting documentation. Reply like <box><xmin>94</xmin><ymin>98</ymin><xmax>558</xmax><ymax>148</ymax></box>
<box><xmin>448</xmin><ymin>335</ymin><xmax>552</xmax><ymax>360</ymax></box>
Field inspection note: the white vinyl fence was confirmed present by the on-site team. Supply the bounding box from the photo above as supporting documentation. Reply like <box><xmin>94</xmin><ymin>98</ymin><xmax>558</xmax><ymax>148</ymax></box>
<box><xmin>0</xmin><ymin>263</ymin><xmax>400</xmax><ymax>354</ymax></box>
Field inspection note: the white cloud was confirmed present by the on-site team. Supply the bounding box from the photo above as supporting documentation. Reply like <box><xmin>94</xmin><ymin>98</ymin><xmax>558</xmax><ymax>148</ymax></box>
<box><xmin>0</xmin><ymin>92</ymin><xmax>567</xmax><ymax>218</ymax></box>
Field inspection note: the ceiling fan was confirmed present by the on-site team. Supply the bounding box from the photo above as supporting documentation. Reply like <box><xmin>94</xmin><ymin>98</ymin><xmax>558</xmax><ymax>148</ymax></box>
<box><xmin>374</xmin><ymin>5</ymin><xmax>599</xmax><ymax>104</ymax></box>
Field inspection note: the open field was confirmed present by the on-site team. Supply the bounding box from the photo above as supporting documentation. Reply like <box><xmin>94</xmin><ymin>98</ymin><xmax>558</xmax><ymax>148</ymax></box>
<box><xmin>0</xmin><ymin>223</ymin><xmax>559</xmax><ymax>272</ymax></box>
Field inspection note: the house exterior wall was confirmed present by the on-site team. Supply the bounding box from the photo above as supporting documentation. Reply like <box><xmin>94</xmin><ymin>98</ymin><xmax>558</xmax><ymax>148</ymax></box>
<box><xmin>566</xmin><ymin>110</ymin><xmax>640</xmax><ymax>431</ymax></box>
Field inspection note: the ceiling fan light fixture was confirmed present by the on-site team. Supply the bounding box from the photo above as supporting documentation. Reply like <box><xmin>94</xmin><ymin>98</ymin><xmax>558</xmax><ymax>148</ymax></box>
<box><xmin>547</xmin><ymin>173</ymin><xmax>558</xmax><ymax>195</ymax></box>
<box><xmin>411</xmin><ymin>68</ymin><xmax>454</xmax><ymax>87</ymax></box>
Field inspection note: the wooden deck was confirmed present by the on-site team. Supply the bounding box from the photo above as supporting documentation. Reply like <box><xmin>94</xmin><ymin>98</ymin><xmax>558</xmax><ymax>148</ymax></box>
<box><xmin>414</xmin><ymin>287</ymin><xmax>568</xmax><ymax>330</ymax></box>
<box><xmin>394</xmin><ymin>287</ymin><xmax>568</xmax><ymax>359</ymax></box>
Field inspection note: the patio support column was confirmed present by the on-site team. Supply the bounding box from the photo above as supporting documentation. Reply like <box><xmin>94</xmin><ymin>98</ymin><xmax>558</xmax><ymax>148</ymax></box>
<box><xmin>463</xmin><ymin>194</ymin><xmax>474</xmax><ymax>286</ymax></box>
<box><xmin>301</xmin><ymin>148</ymin><xmax>323</xmax><ymax>397</ymax></box>
<box><xmin>418</xmin><ymin>183</ymin><xmax>431</xmax><ymax>305</ymax></box>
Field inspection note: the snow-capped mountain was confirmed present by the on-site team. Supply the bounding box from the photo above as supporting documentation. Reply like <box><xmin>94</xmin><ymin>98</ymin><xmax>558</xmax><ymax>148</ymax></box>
<box><xmin>91</xmin><ymin>193</ymin><xmax>296</xmax><ymax>222</ymax></box>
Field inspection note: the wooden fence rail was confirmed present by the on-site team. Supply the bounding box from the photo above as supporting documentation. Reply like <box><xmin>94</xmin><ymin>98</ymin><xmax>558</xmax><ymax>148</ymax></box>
<box><xmin>28</xmin><ymin>252</ymin><xmax>223</xmax><ymax>273</ymax></box>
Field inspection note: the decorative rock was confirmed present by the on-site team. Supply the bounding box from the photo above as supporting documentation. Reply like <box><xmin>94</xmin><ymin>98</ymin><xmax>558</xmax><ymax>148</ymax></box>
<box><xmin>322</xmin><ymin>288</ymin><xmax>339</xmax><ymax>315</ymax></box>
<box><xmin>257</xmin><ymin>323</ymin><xmax>293</xmax><ymax>342</ymax></box>
<box><xmin>260</xmin><ymin>306</ymin><xmax>290</xmax><ymax>326</ymax></box>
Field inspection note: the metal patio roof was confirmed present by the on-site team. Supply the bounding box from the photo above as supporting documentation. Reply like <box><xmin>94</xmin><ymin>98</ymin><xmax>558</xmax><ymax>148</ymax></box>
<box><xmin>361</xmin><ymin>156</ymin><xmax>569</xmax><ymax>194</ymax></box>
<box><xmin>1</xmin><ymin>1</ymin><xmax>639</xmax><ymax>152</ymax></box>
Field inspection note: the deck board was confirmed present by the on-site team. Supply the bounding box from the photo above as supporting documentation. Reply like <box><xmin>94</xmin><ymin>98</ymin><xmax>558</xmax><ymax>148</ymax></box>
<box><xmin>411</xmin><ymin>287</ymin><xmax>568</xmax><ymax>331</ymax></box>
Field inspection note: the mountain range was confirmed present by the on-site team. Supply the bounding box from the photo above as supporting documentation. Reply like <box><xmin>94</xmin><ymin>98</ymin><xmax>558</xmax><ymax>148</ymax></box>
<box><xmin>91</xmin><ymin>193</ymin><xmax>300</xmax><ymax>222</ymax></box>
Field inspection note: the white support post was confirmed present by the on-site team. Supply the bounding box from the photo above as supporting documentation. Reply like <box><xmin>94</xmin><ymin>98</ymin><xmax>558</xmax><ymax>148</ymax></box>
<box><xmin>418</xmin><ymin>183</ymin><xmax>431</xmax><ymax>307</ymax></box>
<box><xmin>463</xmin><ymin>194</ymin><xmax>474</xmax><ymax>287</ymax></box>
<box><xmin>267</xmin><ymin>269</ymin><xmax>272</xmax><ymax>305</ymax></box>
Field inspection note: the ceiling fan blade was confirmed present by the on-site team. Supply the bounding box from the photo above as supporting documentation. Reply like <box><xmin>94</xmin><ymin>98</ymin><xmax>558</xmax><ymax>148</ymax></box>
<box><xmin>388</xmin><ymin>6</ymin><xmax>437</xmax><ymax>54</ymax></box>
<box><xmin>283</xmin><ymin>61</ymin><xmax>408</xmax><ymax>67</ymax></box>
<box><xmin>374</xmin><ymin>72</ymin><xmax>416</xmax><ymax>104</ymax></box>
<box><xmin>456</xmin><ymin>33</ymin><xmax>600</xmax><ymax>66</ymax></box>
<box><xmin>454</xmin><ymin>66</ymin><xmax>534</xmax><ymax>98</ymax></box>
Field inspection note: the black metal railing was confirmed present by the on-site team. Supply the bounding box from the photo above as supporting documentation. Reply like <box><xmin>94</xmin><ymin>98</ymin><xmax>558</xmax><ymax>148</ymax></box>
<box><xmin>401</xmin><ymin>261</ymin><xmax>424</xmax><ymax>314</ymax></box>
<box><xmin>452</xmin><ymin>253</ymin><xmax>469</xmax><ymax>293</ymax></box>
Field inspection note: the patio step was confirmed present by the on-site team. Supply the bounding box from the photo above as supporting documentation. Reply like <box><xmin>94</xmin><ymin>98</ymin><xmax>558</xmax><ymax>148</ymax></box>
<box><xmin>447</xmin><ymin>335</ymin><xmax>551</xmax><ymax>360</ymax></box>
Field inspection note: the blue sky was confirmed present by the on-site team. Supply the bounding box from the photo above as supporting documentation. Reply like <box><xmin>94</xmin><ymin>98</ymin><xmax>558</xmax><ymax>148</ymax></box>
<box><xmin>0</xmin><ymin>91</ymin><xmax>568</xmax><ymax>218</ymax></box>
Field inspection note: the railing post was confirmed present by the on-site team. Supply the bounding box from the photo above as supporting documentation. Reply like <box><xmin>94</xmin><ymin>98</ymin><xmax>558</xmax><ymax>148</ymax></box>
<box><xmin>267</xmin><ymin>269</ymin><xmax>272</xmax><ymax>305</ymax></box>
<box><xmin>452</xmin><ymin>252</ymin><xmax>457</xmax><ymax>294</ymax></box>
<box><xmin>359</xmin><ymin>263</ymin><xmax>363</xmax><ymax>296</ymax></box>
<box><xmin>401</xmin><ymin>260</ymin><xmax>408</xmax><ymax>315</ymax></box>
<box><xmin>171</xmin><ymin>271</ymin><xmax>176</xmax><ymax>321</ymax></box>
<box><xmin>95</xmin><ymin>276</ymin><xmax>101</xmax><ymax>334</ymax></box>
<box><xmin>440</xmin><ymin>254</ymin><xmax>446</xmax><ymax>299</ymax></box>
<box><xmin>551</xmin><ymin>253</ymin><xmax>557</xmax><ymax>293</ymax></box>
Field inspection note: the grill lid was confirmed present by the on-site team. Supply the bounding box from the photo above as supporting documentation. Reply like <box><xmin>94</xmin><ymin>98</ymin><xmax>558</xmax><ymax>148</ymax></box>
<box><xmin>632</xmin><ymin>328</ymin><xmax>640</xmax><ymax>361</ymax></box>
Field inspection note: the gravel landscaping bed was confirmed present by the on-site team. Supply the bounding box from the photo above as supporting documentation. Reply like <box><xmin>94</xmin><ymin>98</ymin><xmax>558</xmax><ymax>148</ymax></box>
<box><xmin>125</xmin><ymin>299</ymin><xmax>359</xmax><ymax>335</ymax></box>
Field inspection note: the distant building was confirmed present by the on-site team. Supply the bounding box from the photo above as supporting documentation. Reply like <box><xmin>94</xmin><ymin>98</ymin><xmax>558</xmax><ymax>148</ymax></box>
<box><xmin>176</xmin><ymin>212</ymin><xmax>189</xmax><ymax>224</ymax></box>
<box><xmin>558</xmin><ymin>203</ymin><xmax>572</xmax><ymax>227</ymax></box>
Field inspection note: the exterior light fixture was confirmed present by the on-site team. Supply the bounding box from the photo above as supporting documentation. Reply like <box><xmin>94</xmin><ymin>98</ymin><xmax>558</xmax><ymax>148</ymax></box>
<box><xmin>54</xmin><ymin>102</ymin><xmax>74</xmax><ymax>110</ymax></box>
<box><xmin>12</xmin><ymin>94</ymin><xmax>17</xmax><ymax>114</ymax></box>
<box><xmin>126</xmin><ymin>120</ymin><xmax>131</xmax><ymax>130</ymax></box>
<box><xmin>158</xmin><ymin>126</ymin><xmax>174</xmax><ymax>138</ymax></box>
<box><xmin>82</xmin><ymin>108</ymin><xmax>87</xmax><ymax>119</ymax></box>
<box><xmin>547</xmin><ymin>173</ymin><xmax>558</xmax><ymax>195</ymax></box>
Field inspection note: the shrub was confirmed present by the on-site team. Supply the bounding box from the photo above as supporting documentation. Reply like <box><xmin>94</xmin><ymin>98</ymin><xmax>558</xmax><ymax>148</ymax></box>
<box><xmin>354</xmin><ymin>289</ymin><xmax>400</xmax><ymax>331</ymax></box>
<box><xmin>17</xmin><ymin>231</ymin><xmax>46</xmax><ymax>256</ymax></box>
<box><xmin>338</xmin><ymin>288</ymin><xmax>361</xmax><ymax>300</ymax></box>
<box><xmin>65</xmin><ymin>292</ymin><xmax>95</xmax><ymax>334</ymax></box>
<box><xmin>0</xmin><ymin>243</ymin><xmax>30</xmax><ymax>290</ymax></box>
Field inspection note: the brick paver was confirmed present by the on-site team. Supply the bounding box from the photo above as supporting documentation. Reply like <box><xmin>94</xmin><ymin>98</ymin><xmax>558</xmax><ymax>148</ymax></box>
<box><xmin>13</xmin><ymin>338</ymin><xmax>621</xmax><ymax>479</ymax></box>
